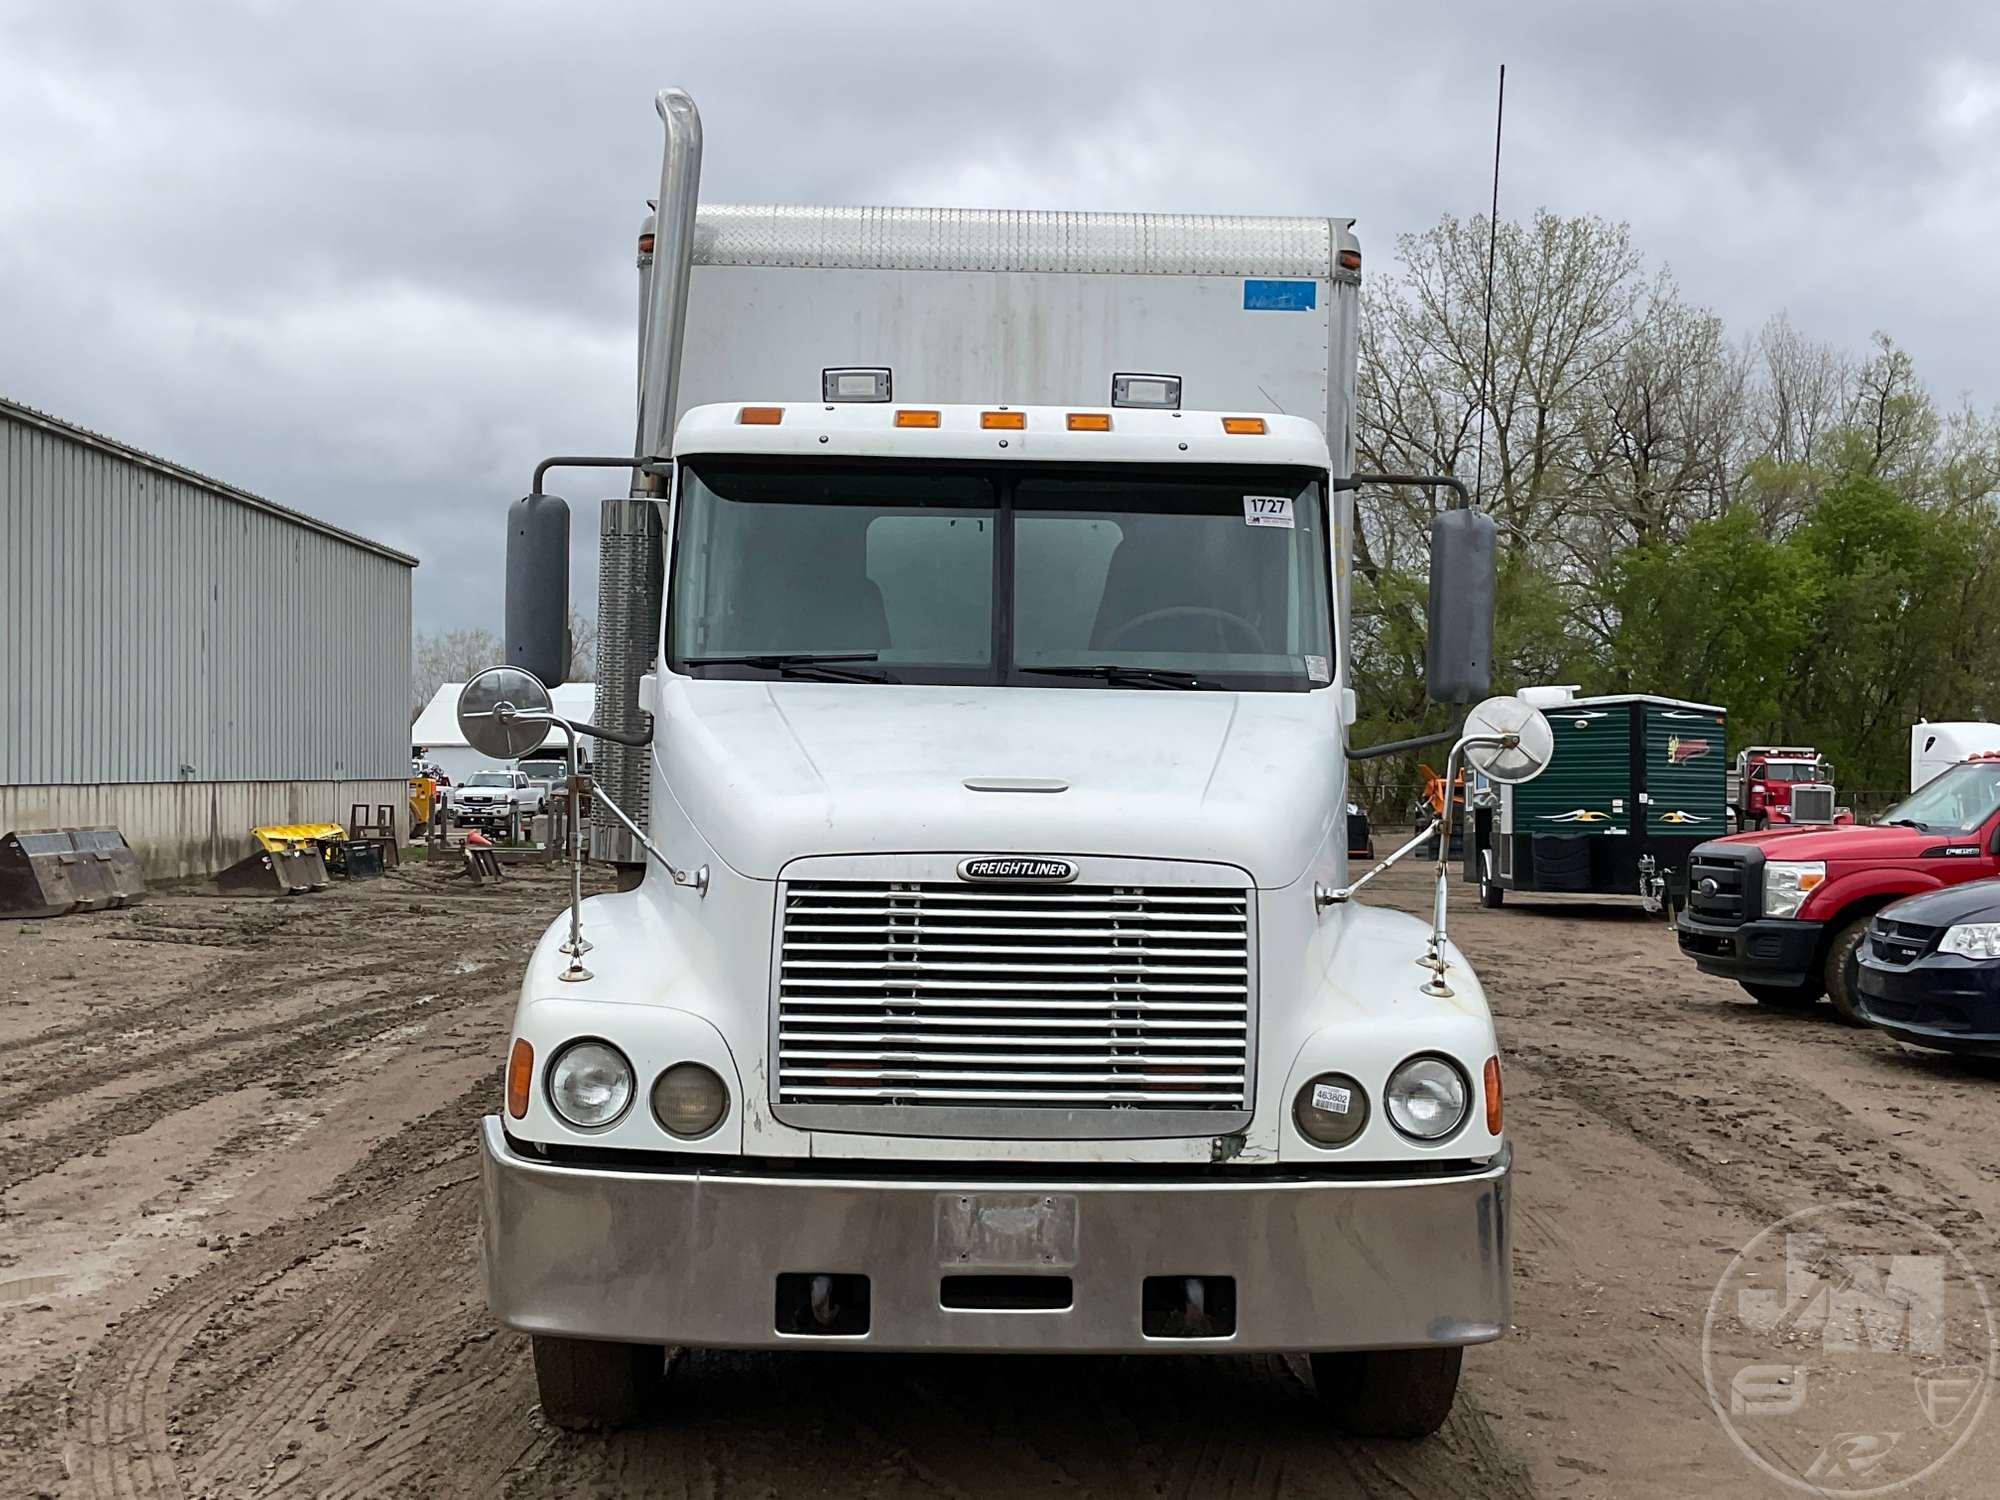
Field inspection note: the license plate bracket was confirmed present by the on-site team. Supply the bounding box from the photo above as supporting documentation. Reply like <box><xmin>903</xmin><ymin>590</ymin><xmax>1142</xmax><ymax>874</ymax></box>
<box><xmin>935</xmin><ymin>1192</ymin><xmax>1079</xmax><ymax>1269</ymax></box>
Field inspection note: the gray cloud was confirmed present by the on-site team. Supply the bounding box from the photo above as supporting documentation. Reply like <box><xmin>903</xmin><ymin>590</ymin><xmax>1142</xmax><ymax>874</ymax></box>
<box><xmin>4</xmin><ymin>0</ymin><xmax>1996</xmax><ymax>633</ymax></box>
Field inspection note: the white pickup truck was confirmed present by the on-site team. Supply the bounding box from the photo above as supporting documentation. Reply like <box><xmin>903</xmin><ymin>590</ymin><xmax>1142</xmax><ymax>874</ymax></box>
<box><xmin>461</xmin><ymin>87</ymin><xmax>1536</xmax><ymax>1441</ymax></box>
<box><xmin>449</xmin><ymin>769</ymin><xmax>546</xmax><ymax>828</ymax></box>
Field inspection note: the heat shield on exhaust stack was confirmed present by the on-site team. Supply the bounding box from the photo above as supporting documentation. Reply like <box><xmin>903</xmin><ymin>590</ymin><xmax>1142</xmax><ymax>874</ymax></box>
<box><xmin>592</xmin><ymin>498</ymin><xmax>664</xmax><ymax>868</ymax></box>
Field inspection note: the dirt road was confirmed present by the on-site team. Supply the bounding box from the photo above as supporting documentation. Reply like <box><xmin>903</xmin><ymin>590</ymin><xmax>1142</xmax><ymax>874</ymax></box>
<box><xmin>4</xmin><ymin>858</ymin><xmax>1997</xmax><ymax>1497</ymax></box>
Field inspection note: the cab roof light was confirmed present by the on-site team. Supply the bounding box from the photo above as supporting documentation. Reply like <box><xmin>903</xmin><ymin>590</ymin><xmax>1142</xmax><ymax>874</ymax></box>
<box><xmin>738</xmin><ymin>406</ymin><xmax>784</xmax><ymax>425</ymax></box>
<box><xmin>981</xmin><ymin>410</ymin><xmax>1026</xmax><ymax>430</ymax></box>
<box><xmin>894</xmin><ymin>409</ymin><xmax>941</xmax><ymax>428</ymax></box>
<box><xmin>1067</xmin><ymin>412</ymin><xmax>1112</xmax><ymax>432</ymax></box>
<box><xmin>1221</xmin><ymin>416</ymin><xmax>1267</xmax><ymax>435</ymax></box>
<box><xmin>1111</xmin><ymin>373</ymin><xmax>1181</xmax><ymax>410</ymax></box>
<box><xmin>823</xmin><ymin>367</ymin><xmax>892</xmax><ymax>403</ymax></box>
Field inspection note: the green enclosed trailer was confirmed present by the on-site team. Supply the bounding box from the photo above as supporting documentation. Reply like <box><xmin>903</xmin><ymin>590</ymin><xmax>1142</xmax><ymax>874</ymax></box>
<box><xmin>1465</xmin><ymin>694</ymin><xmax>1728</xmax><ymax>911</ymax></box>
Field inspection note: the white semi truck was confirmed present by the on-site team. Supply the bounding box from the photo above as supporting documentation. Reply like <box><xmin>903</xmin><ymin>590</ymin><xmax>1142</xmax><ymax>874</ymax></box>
<box><xmin>465</xmin><ymin>88</ymin><xmax>1536</xmax><ymax>1438</ymax></box>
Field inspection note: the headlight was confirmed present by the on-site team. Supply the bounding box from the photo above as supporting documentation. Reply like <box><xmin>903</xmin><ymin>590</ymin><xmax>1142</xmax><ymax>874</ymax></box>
<box><xmin>546</xmin><ymin>1040</ymin><xmax>634</xmax><ymax>1128</ymax></box>
<box><xmin>1939</xmin><ymin>923</ymin><xmax>2000</xmax><ymax>959</ymax></box>
<box><xmin>1385</xmin><ymin>1056</ymin><xmax>1470</xmax><ymax>1141</ymax></box>
<box><xmin>1762</xmin><ymin>861</ymin><xmax>1827</xmax><ymax>919</ymax></box>
<box><xmin>1293</xmin><ymin>1072</ymin><xmax>1368</xmax><ymax>1146</ymax></box>
<box><xmin>652</xmin><ymin>1062</ymin><xmax>729</xmax><ymax>1138</ymax></box>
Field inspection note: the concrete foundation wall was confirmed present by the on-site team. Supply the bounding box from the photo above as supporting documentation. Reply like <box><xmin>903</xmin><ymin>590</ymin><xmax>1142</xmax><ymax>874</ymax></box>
<box><xmin>0</xmin><ymin>780</ymin><xmax>409</xmax><ymax>882</ymax></box>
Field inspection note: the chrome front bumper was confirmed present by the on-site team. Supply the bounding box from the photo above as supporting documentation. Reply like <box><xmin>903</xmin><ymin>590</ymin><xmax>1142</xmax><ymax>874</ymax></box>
<box><xmin>479</xmin><ymin>1117</ymin><xmax>1510</xmax><ymax>1354</ymax></box>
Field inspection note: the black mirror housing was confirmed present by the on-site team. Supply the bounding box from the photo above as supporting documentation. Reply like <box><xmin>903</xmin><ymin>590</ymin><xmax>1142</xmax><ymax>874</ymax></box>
<box><xmin>506</xmin><ymin>494</ymin><xmax>571</xmax><ymax>688</ymax></box>
<box><xmin>1426</xmin><ymin>508</ymin><xmax>1496</xmax><ymax>703</ymax></box>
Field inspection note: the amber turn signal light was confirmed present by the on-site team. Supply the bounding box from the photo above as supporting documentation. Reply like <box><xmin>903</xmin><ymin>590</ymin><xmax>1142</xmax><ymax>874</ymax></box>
<box><xmin>507</xmin><ymin>1038</ymin><xmax>534</xmax><ymax>1120</ymax></box>
<box><xmin>1483</xmin><ymin>1055</ymin><xmax>1503</xmax><ymax>1135</ymax></box>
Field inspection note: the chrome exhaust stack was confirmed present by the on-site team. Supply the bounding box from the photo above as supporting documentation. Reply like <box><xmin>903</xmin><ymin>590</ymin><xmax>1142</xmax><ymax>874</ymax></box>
<box><xmin>595</xmin><ymin>88</ymin><xmax>702</xmax><ymax>871</ymax></box>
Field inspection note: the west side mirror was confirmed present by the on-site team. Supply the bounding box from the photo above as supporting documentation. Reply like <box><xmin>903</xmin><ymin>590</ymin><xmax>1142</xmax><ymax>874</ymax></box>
<box><xmin>506</xmin><ymin>493</ymin><xmax>571</xmax><ymax>688</ymax></box>
<box><xmin>1460</xmin><ymin>695</ymin><xmax>1554</xmax><ymax>784</ymax></box>
<box><xmin>1426</xmin><ymin>508</ymin><xmax>1497</xmax><ymax>703</ymax></box>
<box><xmin>457</xmin><ymin>665</ymin><xmax>556</xmax><ymax>760</ymax></box>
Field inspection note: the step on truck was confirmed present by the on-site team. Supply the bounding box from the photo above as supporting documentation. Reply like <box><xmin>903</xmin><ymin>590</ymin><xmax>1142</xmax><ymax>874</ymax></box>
<box><xmin>462</xmin><ymin>88</ymin><xmax>1539</xmax><ymax>1438</ymax></box>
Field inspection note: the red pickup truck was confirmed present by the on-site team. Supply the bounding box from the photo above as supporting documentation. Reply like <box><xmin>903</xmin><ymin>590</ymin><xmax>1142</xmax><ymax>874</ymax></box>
<box><xmin>1677</xmin><ymin>755</ymin><xmax>2000</xmax><ymax>1020</ymax></box>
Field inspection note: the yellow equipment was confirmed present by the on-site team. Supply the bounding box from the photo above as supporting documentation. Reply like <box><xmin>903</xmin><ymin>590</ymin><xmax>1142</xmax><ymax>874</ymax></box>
<box><xmin>215</xmin><ymin>823</ymin><xmax>347</xmax><ymax>896</ymax></box>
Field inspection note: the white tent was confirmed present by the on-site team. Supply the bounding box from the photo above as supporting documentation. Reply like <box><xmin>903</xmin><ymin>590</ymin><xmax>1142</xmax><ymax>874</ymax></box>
<box><xmin>411</xmin><ymin>681</ymin><xmax>599</xmax><ymax>786</ymax></box>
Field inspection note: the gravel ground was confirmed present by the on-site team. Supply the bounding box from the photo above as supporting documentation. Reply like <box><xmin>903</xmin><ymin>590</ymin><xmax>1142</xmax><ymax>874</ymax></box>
<box><xmin>3</xmin><ymin>855</ymin><xmax>1997</xmax><ymax>1497</ymax></box>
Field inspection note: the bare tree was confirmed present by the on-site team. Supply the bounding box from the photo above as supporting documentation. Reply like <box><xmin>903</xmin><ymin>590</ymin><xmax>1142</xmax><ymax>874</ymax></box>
<box><xmin>412</xmin><ymin>627</ymin><xmax>503</xmax><ymax>711</ymax></box>
<box><xmin>565</xmin><ymin>608</ymin><xmax>597</xmax><ymax>683</ymax></box>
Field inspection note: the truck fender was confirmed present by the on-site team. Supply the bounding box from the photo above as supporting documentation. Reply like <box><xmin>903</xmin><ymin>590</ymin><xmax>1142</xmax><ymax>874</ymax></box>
<box><xmin>1804</xmin><ymin>870</ymin><xmax>1946</xmax><ymax>928</ymax></box>
<box><xmin>1275</xmin><ymin>902</ymin><xmax>1503</xmax><ymax>1165</ymax></box>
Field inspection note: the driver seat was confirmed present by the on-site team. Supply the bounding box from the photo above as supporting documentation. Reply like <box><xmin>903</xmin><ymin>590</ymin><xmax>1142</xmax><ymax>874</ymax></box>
<box><xmin>1089</xmin><ymin>526</ymin><xmax>1254</xmax><ymax>653</ymax></box>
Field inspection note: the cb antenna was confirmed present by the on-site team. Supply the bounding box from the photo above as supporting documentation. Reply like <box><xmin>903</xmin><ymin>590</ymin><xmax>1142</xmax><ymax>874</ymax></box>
<box><xmin>1472</xmin><ymin>63</ymin><xmax>1506</xmax><ymax>510</ymax></box>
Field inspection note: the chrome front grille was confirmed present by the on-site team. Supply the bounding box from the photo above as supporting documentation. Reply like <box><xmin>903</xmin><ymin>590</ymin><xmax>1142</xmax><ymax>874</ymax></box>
<box><xmin>776</xmin><ymin>881</ymin><xmax>1252</xmax><ymax>1110</ymax></box>
<box><xmin>1790</xmin><ymin>785</ymin><xmax>1836</xmax><ymax>824</ymax></box>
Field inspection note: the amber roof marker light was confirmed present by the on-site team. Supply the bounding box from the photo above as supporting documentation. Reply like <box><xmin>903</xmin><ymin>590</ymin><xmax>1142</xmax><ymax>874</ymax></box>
<box><xmin>980</xmin><ymin>411</ymin><xmax>1026</xmax><ymax>430</ymax></box>
<box><xmin>1221</xmin><ymin>417</ymin><xmax>1267</xmax><ymax>435</ymax></box>
<box><xmin>1066</xmin><ymin>412</ymin><xmax>1112</xmax><ymax>432</ymax></box>
<box><xmin>737</xmin><ymin>406</ymin><xmax>783</xmax><ymax>425</ymax></box>
<box><xmin>894</xmin><ymin>409</ymin><xmax>942</xmax><ymax>428</ymax></box>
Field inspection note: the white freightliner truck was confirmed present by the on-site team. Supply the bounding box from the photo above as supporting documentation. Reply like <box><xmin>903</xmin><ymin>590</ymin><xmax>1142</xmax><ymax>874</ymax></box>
<box><xmin>465</xmin><ymin>89</ymin><xmax>1541</xmax><ymax>1437</ymax></box>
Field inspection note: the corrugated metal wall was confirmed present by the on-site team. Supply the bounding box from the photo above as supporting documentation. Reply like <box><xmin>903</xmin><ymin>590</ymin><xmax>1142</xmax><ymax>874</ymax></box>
<box><xmin>0</xmin><ymin>402</ymin><xmax>414</xmax><ymax>786</ymax></box>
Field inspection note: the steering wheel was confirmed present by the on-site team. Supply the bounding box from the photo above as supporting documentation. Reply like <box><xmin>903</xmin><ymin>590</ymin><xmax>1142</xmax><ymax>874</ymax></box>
<box><xmin>1099</xmin><ymin>606</ymin><xmax>1266</xmax><ymax>654</ymax></box>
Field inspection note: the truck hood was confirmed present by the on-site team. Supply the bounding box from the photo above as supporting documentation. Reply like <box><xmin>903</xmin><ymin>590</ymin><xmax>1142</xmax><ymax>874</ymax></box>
<box><xmin>654</xmin><ymin>680</ymin><xmax>1342</xmax><ymax>885</ymax></box>
<box><xmin>1870</xmin><ymin>876</ymin><xmax>2000</xmax><ymax>928</ymax></box>
<box><xmin>1711</xmin><ymin>823</ymin><xmax>1970</xmax><ymax>863</ymax></box>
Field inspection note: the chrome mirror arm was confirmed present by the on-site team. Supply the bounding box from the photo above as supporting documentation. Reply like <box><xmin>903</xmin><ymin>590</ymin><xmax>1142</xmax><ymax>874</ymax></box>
<box><xmin>1417</xmin><ymin>730</ymin><xmax>1517</xmax><ymax>996</ymax></box>
<box><xmin>592</xmin><ymin>781</ymin><xmax>707</xmax><ymax>895</ymax></box>
<box><xmin>499</xmin><ymin>706</ymin><xmax>706</xmax><ymax>898</ymax></box>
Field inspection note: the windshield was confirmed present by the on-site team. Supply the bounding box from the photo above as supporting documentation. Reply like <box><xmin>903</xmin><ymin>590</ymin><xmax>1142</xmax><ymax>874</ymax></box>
<box><xmin>466</xmin><ymin>772</ymin><xmax>512</xmax><ymax>788</ymax></box>
<box><xmin>1762</xmin><ymin>762</ymin><xmax>1820</xmax><ymax>783</ymax></box>
<box><xmin>519</xmin><ymin>760</ymin><xmax>563</xmax><ymax>779</ymax></box>
<box><xmin>1877</xmin><ymin>761</ymin><xmax>2000</xmax><ymax>834</ymax></box>
<box><xmin>668</xmin><ymin>461</ymin><xmax>1332</xmax><ymax>691</ymax></box>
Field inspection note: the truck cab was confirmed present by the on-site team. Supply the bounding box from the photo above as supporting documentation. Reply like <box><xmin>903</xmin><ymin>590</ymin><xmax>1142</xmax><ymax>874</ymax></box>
<box><xmin>1728</xmin><ymin>745</ymin><xmax>1832</xmax><ymax>830</ymax></box>
<box><xmin>472</xmin><ymin>88</ymin><xmax>1513</xmax><ymax>1440</ymax></box>
<box><xmin>1678</xmin><ymin>755</ymin><xmax>2000</xmax><ymax>1019</ymax></box>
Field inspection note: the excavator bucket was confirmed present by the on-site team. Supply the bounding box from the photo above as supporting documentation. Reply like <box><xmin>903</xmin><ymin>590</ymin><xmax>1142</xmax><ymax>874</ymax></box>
<box><xmin>214</xmin><ymin>824</ymin><xmax>341</xmax><ymax>896</ymax></box>
<box><xmin>0</xmin><ymin>827</ymin><xmax>148</xmax><ymax>918</ymax></box>
<box><xmin>216</xmin><ymin>846</ymin><xmax>329</xmax><ymax>896</ymax></box>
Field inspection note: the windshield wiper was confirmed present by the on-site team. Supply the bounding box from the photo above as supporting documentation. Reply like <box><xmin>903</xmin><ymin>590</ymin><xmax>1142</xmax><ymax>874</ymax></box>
<box><xmin>1883</xmin><ymin>818</ymin><xmax>1928</xmax><ymax>831</ymax></box>
<box><xmin>683</xmin><ymin>652</ymin><xmax>892</xmax><ymax>684</ymax></box>
<box><xmin>1021</xmin><ymin>664</ymin><xmax>1216</xmax><ymax>690</ymax></box>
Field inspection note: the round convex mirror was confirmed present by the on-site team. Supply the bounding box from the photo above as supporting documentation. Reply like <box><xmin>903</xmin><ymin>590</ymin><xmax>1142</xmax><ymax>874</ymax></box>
<box><xmin>1459</xmin><ymin>695</ymin><xmax>1555</xmax><ymax>785</ymax></box>
<box><xmin>457</xmin><ymin>666</ymin><xmax>556</xmax><ymax>760</ymax></box>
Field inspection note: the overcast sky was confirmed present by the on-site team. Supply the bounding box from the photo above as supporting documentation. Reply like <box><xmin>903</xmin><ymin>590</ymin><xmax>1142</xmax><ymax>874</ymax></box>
<box><xmin>4</xmin><ymin>2</ymin><xmax>1997</xmax><ymax>635</ymax></box>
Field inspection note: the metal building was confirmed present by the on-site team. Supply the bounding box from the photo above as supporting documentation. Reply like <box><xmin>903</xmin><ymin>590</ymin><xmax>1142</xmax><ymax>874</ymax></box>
<box><xmin>0</xmin><ymin>396</ymin><xmax>416</xmax><ymax>879</ymax></box>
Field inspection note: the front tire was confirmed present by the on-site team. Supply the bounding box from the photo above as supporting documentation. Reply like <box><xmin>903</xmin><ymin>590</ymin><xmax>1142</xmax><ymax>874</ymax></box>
<box><xmin>532</xmin><ymin>1335</ymin><xmax>664</xmax><ymax>1431</ymax></box>
<box><xmin>1309</xmin><ymin>1346</ymin><xmax>1462</xmax><ymax>1439</ymax></box>
<box><xmin>1824</xmin><ymin>917</ymin><xmax>1872</xmax><ymax>1026</ymax></box>
<box><xmin>1479</xmin><ymin>881</ymin><xmax>1505</xmax><ymax>909</ymax></box>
